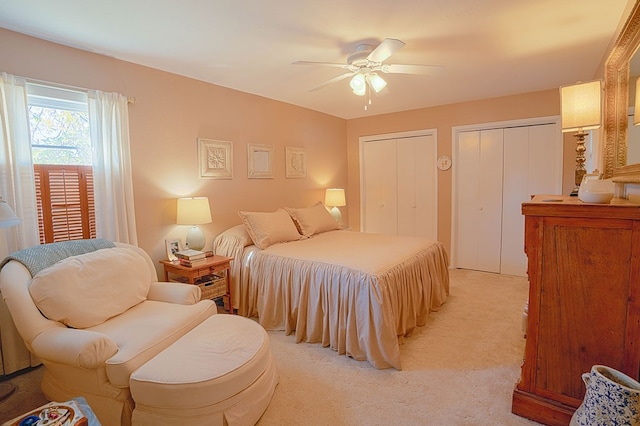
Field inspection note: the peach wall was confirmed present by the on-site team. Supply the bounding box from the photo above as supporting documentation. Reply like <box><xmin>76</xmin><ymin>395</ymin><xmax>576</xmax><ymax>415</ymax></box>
<box><xmin>347</xmin><ymin>90</ymin><xmax>571</xmax><ymax>255</ymax></box>
<box><xmin>0</xmin><ymin>29</ymin><xmax>347</xmax><ymax>276</ymax></box>
<box><xmin>1</xmin><ymin>27</ymin><xmax>580</xmax><ymax>273</ymax></box>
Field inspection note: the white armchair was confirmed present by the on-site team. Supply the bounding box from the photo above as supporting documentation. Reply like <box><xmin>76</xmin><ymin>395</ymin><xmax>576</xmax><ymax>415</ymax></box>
<box><xmin>0</xmin><ymin>240</ymin><xmax>217</xmax><ymax>426</ymax></box>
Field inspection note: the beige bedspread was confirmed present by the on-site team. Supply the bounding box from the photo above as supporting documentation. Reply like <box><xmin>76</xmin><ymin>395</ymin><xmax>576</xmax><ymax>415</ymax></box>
<box><xmin>218</xmin><ymin>229</ymin><xmax>449</xmax><ymax>369</ymax></box>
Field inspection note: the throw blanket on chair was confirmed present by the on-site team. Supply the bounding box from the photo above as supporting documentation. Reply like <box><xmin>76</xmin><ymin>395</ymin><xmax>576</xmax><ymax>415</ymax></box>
<box><xmin>1</xmin><ymin>239</ymin><xmax>116</xmax><ymax>277</ymax></box>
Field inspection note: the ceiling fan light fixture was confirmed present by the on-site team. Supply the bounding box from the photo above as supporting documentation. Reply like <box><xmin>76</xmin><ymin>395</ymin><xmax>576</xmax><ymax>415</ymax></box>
<box><xmin>295</xmin><ymin>38</ymin><xmax>445</xmax><ymax>105</ymax></box>
<box><xmin>350</xmin><ymin>73</ymin><xmax>366</xmax><ymax>96</ymax></box>
<box><xmin>368</xmin><ymin>73</ymin><xmax>387</xmax><ymax>93</ymax></box>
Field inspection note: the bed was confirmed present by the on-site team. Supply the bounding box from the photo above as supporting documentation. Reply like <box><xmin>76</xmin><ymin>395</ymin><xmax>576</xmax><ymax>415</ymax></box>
<box><xmin>213</xmin><ymin>204</ymin><xmax>450</xmax><ymax>370</ymax></box>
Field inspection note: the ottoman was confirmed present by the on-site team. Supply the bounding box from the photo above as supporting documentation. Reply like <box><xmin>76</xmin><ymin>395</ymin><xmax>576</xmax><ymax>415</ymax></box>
<box><xmin>129</xmin><ymin>314</ymin><xmax>278</xmax><ymax>425</ymax></box>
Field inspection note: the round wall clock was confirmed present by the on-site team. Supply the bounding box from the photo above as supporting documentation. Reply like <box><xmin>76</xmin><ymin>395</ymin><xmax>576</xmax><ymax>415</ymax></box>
<box><xmin>437</xmin><ymin>155</ymin><xmax>452</xmax><ymax>171</ymax></box>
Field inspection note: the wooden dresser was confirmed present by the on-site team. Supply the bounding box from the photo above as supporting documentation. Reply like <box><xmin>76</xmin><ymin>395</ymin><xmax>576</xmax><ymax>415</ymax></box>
<box><xmin>512</xmin><ymin>195</ymin><xmax>640</xmax><ymax>425</ymax></box>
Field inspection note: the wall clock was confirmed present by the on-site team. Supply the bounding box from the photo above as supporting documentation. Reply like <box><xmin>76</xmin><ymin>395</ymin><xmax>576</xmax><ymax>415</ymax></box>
<box><xmin>437</xmin><ymin>155</ymin><xmax>452</xmax><ymax>171</ymax></box>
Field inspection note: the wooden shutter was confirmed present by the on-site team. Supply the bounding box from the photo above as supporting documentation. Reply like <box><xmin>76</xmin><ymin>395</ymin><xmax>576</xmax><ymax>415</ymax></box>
<box><xmin>34</xmin><ymin>164</ymin><xmax>96</xmax><ymax>244</ymax></box>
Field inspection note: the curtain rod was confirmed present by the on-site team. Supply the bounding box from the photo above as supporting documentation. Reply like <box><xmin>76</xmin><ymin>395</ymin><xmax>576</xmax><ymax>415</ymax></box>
<box><xmin>25</xmin><ymin>77</ymin><xmax>136</xmax><ymax>104</ymax></box>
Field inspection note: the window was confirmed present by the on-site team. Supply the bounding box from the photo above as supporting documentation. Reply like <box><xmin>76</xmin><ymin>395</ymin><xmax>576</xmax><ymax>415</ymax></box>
<box><xmin>27</xmin><ymin>83</ymin><xmax>96</xmax><ymax>244</ymax></box>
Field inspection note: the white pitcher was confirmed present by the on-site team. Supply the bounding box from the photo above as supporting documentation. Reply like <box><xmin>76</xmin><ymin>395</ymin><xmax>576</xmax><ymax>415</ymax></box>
<box><xmin>571</xmin><ymin>365</ymin><xmax>640</xmax><ymax>425</ymax></box>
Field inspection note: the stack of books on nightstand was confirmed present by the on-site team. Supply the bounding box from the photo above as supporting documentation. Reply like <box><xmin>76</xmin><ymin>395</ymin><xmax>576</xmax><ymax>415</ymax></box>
<box><xmin>175</xmin><ymin>249</ymin><xmax>206</xmax><ymax>267</ymax></box>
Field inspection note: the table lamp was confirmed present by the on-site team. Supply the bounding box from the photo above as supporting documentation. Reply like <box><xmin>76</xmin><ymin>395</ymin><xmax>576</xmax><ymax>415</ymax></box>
<box><xmin>0</xmin><ymin>197</ymin><xmax>21</xmax><ymax>229</ymax></box>
<box><xmin>176</xmin><ymin>197</ymin><xmax>212</xmax><ymax>251</ymax></box>
<box><xmin>560</xmin><ymin>80</ymin><xmax>602</xmax><ymax>195</ymax></box>
<box><xmin>324</xmin><ymin>188</ymin><xmax>346</xmax><ymax>223</ymax></box>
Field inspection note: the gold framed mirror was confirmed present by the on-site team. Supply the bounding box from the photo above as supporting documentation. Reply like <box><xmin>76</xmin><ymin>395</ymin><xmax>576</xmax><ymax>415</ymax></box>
<box><xmin>603</xmin><ymin>1</ymin><xmax>640</xmax><ymax>179</ymax></box>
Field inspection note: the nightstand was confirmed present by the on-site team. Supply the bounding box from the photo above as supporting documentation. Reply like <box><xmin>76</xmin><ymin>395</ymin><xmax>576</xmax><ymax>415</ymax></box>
<box><xmin>160</xmin><ymin>255</ymin><xmax>234</xmax><ymax>314</ymax></box>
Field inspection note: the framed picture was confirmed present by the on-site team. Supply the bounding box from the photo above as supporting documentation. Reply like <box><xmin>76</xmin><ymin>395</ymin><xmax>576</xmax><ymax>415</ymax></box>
<box><xmin>198</xmin><ymin>138</ymin><xmax>233</xmax><ymax>179</ymax></box>
<box><xmin>285</xmin><ymin>146</ymin><xmax>307</xmax><ymax>178</ymax></box>
<box><xmin>247</xmin><ymin>143</ymin><xmax>274</xmax><ymax>178</ymax></box>
<box><xmin>165</xmin><ymin>238</ymin><xmax>183</xmax><ymax>261</ymax></box>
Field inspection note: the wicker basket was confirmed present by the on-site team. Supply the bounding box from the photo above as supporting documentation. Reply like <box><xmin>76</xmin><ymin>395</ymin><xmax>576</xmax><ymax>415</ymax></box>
<box><xmin>197</xmin><ymin>275</ymin><xmax>227</xmax><ymax>300</ymax></box>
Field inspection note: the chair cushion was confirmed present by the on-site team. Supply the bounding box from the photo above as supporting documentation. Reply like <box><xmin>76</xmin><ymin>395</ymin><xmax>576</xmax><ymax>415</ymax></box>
<box><xmin>90</xmin><ymin>299</ymin><xmax>217</xmax><ymax>388</ymax></box>
<box><xmin>29</xmin><ymin>247</ymin><xmax>151</xmax><ymax>329</ymax></box>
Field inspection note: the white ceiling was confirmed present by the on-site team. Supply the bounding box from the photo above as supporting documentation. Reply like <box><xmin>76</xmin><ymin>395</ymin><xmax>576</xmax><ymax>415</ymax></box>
<box><xmin>0</xmin><ymin>0</ymin><xmax>632</xmax><ymax>119</ymax></box>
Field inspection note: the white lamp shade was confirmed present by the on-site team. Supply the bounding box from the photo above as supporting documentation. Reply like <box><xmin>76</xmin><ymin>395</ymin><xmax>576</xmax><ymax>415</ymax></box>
<box><xmin>369</xmin><ymin>73</ymin><xmax>387</xmax><ymax>93</ymax></box>
<box><xmin>350</xmin><ymin>74</ymin><xmax>366</xmax><ymax>96</ymax></box>
<box><xmin>325</xmin><ymin>188</ymin><xmax>346</xmax><ymax>207</ymax></box>
<box><xmin>0</xmin><ymin>198</ymin><xmax>20</xmax><ymax>229</ymax></box>
<box><xmin>560</xmin><ymin>80</ymin><xmax>602</xmax><ymax>132</ymax></box>
<box><xmin>176</xmin><ymin>197</ymin><xmax>212</xmax><ymax>225</ymax></box>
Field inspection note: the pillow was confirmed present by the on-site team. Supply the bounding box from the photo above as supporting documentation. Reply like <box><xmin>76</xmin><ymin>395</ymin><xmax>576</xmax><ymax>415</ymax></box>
<box><xmin>238</xmin><ymin>209</ymin><xmax>302</xmax><ymax>249</ymax></box>
<box><xmin>214</xmin><ymin>224</ymin><xmax>253</xmax><ymax>248</ymax></box>
<box><xmin>285</xmin><ymin>201</ymin><xmax>340</xmax><ymax>237</ymax></box>
<box><xmin>29</xmin><ymin>247</ymin><xmax>151</xmax><ymax>328</ymax></box>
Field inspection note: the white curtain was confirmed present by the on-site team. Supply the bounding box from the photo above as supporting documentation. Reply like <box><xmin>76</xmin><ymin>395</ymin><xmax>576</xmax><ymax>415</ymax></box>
<box><xmin>0</xmin><ymin>73</ymin><xmax>40</xmax><ymax>254</ymax></box>
<box><xmin>88</xmin><ymin>90</ymin><xmax>138</xmax><ymax>245</ymax></box>
<box><xmin>0</xmin><ymin>73</ymin><xmax>40</xmax><ymax>375</ymax></box>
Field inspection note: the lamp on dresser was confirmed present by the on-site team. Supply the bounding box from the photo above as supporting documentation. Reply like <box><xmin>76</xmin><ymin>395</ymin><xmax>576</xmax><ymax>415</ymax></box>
<box><xmin>560</xmin><ymin>80</ymin><xmax>602</xmax><ymax>195</ymax></box>
<box><xmin>176</xmin><ymin>196</ymin><xmax>212</xmax><ymax>251</ymax></box>
<box><xmin>324</xmin><ymin>188</ymin><xmax>346</xmax><ymax>223</ymax></box>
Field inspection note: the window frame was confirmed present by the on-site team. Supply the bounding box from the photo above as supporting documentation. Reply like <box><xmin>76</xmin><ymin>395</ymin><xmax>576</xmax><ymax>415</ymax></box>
<box><xmin>27</xmin><ymin>82</ymin><xmax>96</xmax><ymax>244</ymax></box>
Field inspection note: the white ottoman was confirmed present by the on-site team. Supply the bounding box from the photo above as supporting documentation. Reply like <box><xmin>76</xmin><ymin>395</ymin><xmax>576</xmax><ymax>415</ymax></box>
<box><xmin>129</xmin><ymin>314</ymin><xmax>278</xmax><ymax>425</ymax></box>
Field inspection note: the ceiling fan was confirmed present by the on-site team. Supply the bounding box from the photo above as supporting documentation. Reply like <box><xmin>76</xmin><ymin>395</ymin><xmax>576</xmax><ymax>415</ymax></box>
<box><xmin>293</xmin><ymin>38</ymin><xmax>444</xmax><ymax>109</ymax></box>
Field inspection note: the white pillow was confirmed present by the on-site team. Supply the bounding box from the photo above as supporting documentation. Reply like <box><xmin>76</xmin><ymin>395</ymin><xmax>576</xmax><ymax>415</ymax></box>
<box><xmin>238</xmin><ymin>209</ymin><xmax>302</xmax><ymax>249</ymax></box>
<box><xmin>214</xmin><ymin>224</ymin><xmax>253</xmax><ymax>248</ymax></box>
<box><xmin>286</xmin><ymin>202</ymin><xmax>340</xmax><ymax>237</ymax></box>
<box><xmin>29</xmin><ymin>247</ymin><xmax>151</xmax><ymax>328</ymax></box>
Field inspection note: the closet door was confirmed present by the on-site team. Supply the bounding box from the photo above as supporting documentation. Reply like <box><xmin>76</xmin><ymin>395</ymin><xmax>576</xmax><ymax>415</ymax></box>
<box><xmin>456</xmin><ymin>129</ymin><xmax>504</xmax><ymax>273</ymax></box>
<box><xmin>396</xmin><ymin>135</ymin><xmax>437</xmax><ymax>239</ymax></box>
<box><xmin>363</xmin><ymin>139</ymin><xmax>398</xmax><ymax>235</ymax></box>
<box><xmin>501</xmin><ymin>124</ymin><xmax>558</xmax><ymax>275</ymax></box>
<box><xmin>362</xmin><ymin>133</ymin><xmax>437</xmax><ymax>239</ymax></box>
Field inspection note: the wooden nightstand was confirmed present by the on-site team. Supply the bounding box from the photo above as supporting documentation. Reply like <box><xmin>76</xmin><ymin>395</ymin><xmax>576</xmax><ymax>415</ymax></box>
<box><xmin>160</xmin><ymin>255</ymin><xmax>234</xmax><ymax>314</ymax></box>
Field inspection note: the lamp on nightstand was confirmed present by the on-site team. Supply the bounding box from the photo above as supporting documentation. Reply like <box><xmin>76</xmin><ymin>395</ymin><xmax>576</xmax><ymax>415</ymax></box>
<box><xmin>177</xmin><ymin>197</ymin><xmax>212</xmax><ymax>251</ymax></box>
<box><xmin>324</xmin><ymin>188</ymin><xmax>346</xmax><ymax>223</ymax></box>
<box><xmin>560</xmin><ymin>80</ymin><xmax>602</xmax><ymax>195</ymax></box>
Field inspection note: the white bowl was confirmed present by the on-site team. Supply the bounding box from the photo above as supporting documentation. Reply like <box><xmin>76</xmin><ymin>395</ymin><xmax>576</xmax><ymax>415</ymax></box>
<box><xmin>578</xmin><ymin>191</ymin><xmax>614</xmax><ymax>204</ymax></box>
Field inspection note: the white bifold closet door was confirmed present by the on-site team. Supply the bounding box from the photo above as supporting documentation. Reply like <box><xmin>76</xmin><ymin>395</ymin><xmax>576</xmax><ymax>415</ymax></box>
<box><xmin>455</xmin><ymin>123</ymin><xmax>560</xmax><ymax>276</ymax></box>
<box><xmin>362</xmin><ymin>134</ymin><xmax>437</xmax><ymax>239</ymax></box>
<box><xmin>457</xmin><ymin>128</ymin><xmax>504</xmax><ymax>273</ymax></box>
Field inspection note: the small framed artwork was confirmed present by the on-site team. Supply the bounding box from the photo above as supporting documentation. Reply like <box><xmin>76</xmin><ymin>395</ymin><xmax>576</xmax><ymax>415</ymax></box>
<box><xmin>165</xmin><ymin>238</ymin><xmax>183</xmax><ymax>261</ymax></box>
<box><xmin>285</xmin><ymin>146</ymin><xmax>307</xmax><ymax>178</ymax></box>
<box><xmin>247</xmin><ymin>143</ymin><xmax>274</xmax><ymax>178</ymax></box>
<box><xmin>198</xmin><ymin>138</ymin><xmax>233</xmax><ymax>179</ymax></box>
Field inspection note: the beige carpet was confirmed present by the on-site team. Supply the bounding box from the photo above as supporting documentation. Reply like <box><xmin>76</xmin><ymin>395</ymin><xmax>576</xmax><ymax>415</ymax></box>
<box><xmin>256</xmin><ymin>268</ymin><xmax>539</xmax><ymax>425</ymax></box>
<box><xmin>0</xmin><ymin>269</ymin><xmax>540</xmax><ymax>425</ymax></box>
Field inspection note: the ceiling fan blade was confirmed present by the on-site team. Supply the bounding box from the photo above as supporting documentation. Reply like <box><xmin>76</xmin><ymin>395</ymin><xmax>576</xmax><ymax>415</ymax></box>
<box><xmin>308</xmin><ymin>72</ymin><xmax>355</xmax><ymax>92</ymax></box>
<box><xmin>293</xmin><ymin>60</ymin><xmax>350</xmax><ymax>69</ymax></box>
<box><xmin>367</xmin><ymin>38</ymin><xmax>405</xmax><ymax>63</ymax></box>
<box><xmin>382</xmin><ymin>64</ymin><xmax>445</xmax><ymax>75</ymax></box>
